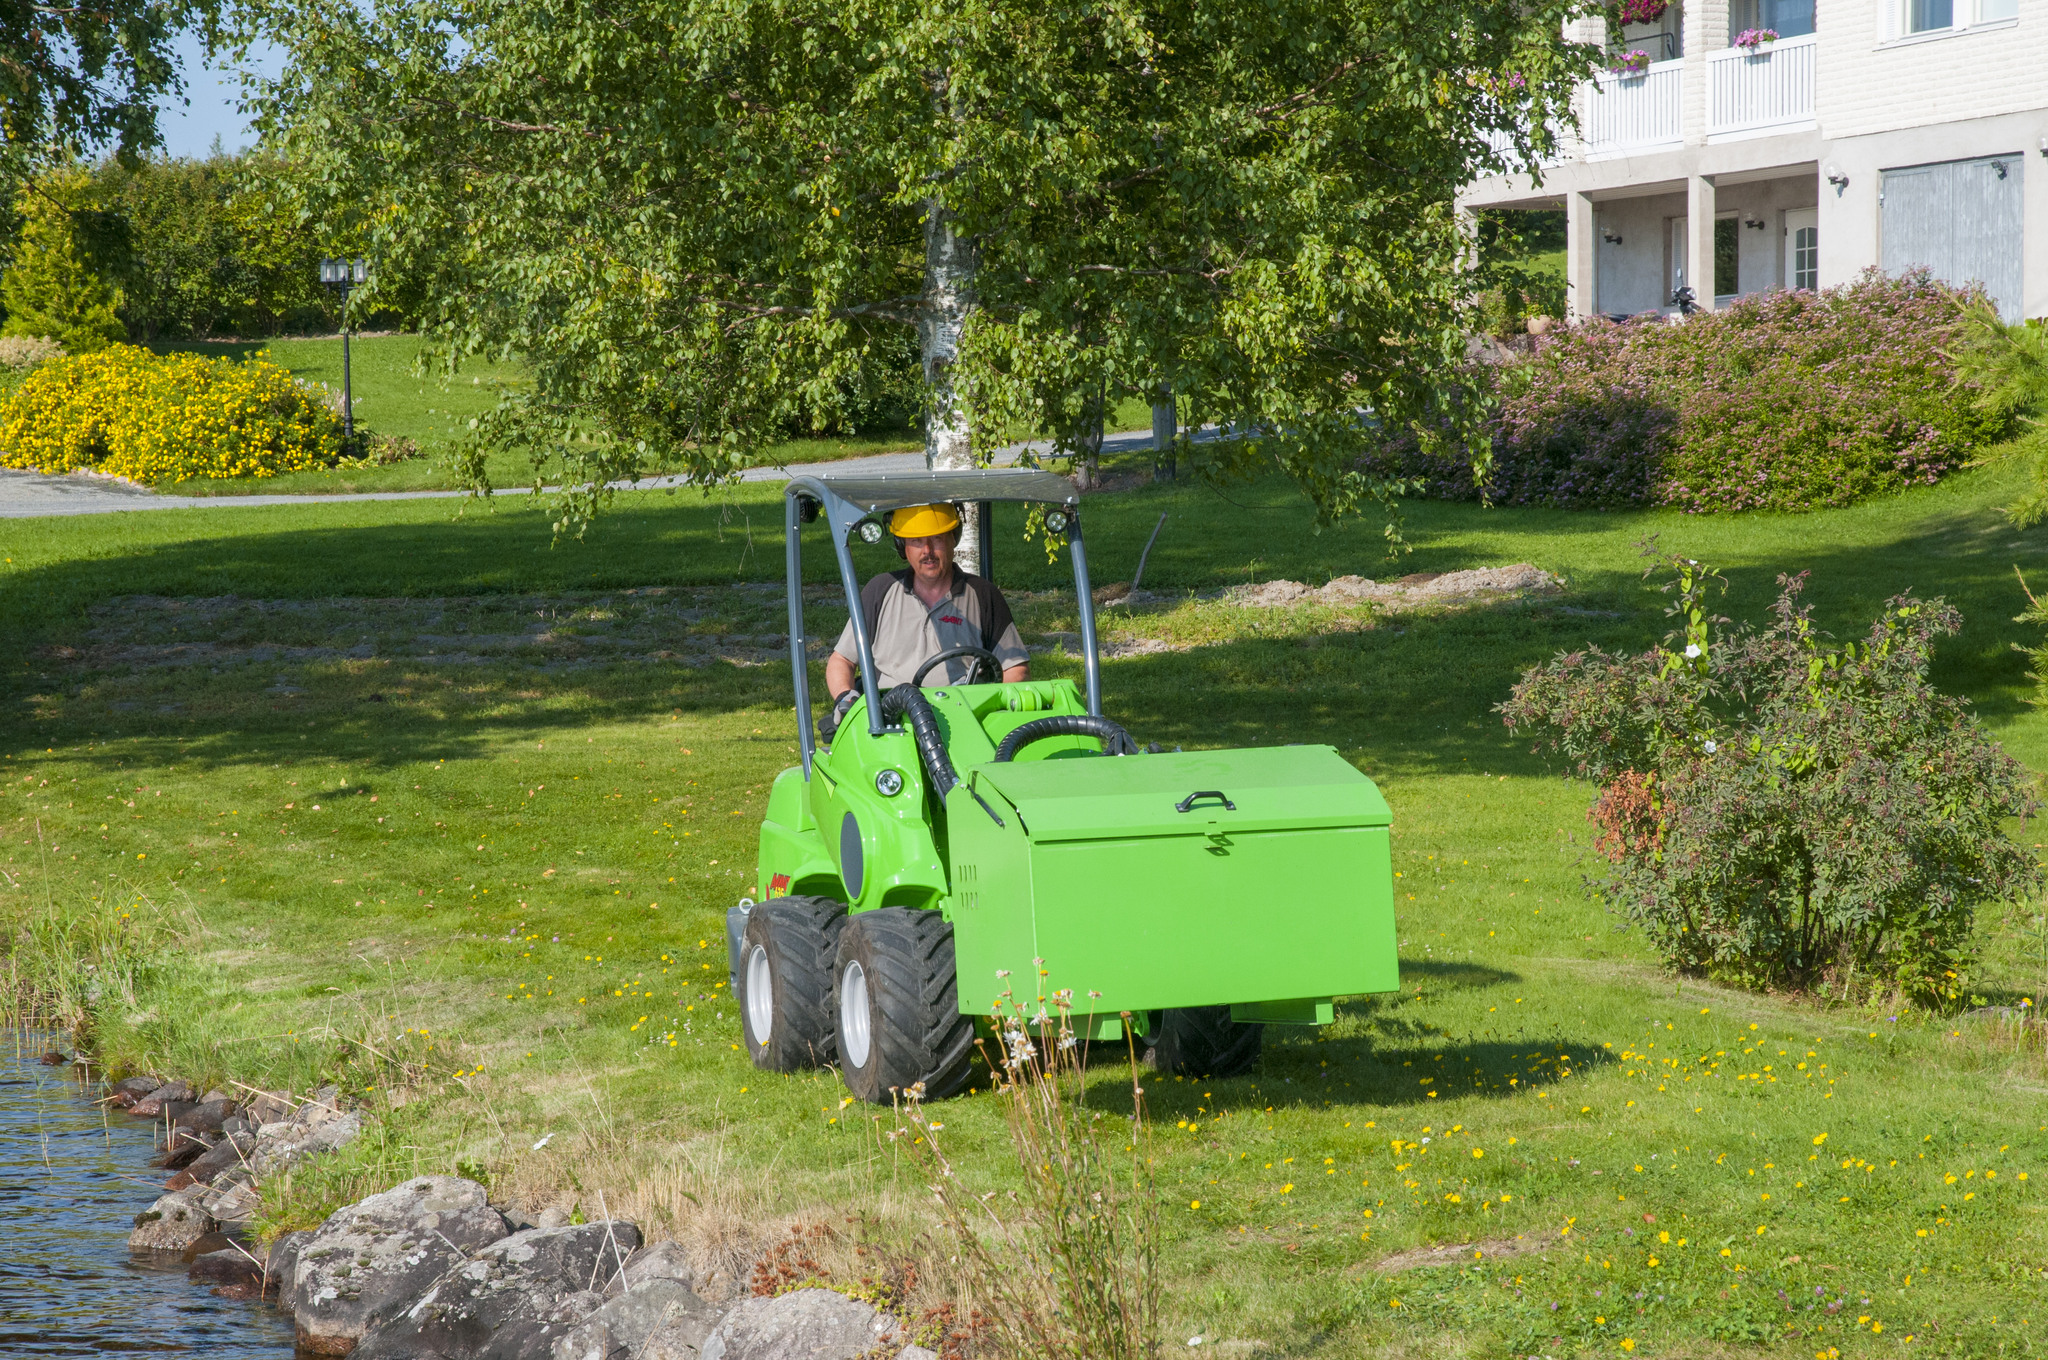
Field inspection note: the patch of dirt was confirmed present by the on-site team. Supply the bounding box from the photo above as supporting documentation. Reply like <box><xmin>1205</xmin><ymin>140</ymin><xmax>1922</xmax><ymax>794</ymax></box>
<box><xmin>1222</xmin><ymin>564</ymin><xmax>1564</xmax><ymax>609</ymax></box>
<box><xmin>1098</xmin><ymin>563</ymin><xmax>1564</xmax><ymax>614</ymax></box>
<box><xmin>1366</xmin><ymin>1230</ymin><xmax>1561</xmax><ymax>1274</ymax></box>
<box><xmin>60</xmin><ymin>587</ymin><xmax>846</xmax><ymax>673</ymax></box>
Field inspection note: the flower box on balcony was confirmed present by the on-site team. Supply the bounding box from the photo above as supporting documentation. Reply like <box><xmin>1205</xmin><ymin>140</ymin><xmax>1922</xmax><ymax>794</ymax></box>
<box><xmin>1733</xmin><ymin>27</ymin><xmax>1779</xmax><ymax>53</ymax></box>
<box><xmin>1609</xmin><ymin>49</ymin><xmax>1654</xmax><ymax>77</ymax></box>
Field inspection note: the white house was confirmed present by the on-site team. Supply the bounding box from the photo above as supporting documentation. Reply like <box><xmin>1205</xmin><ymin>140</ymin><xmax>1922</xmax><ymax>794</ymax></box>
<box><xmin>1461</xmin><ymin>0</ymin><xmax>2048</xmax><ymax>320</ymax></box>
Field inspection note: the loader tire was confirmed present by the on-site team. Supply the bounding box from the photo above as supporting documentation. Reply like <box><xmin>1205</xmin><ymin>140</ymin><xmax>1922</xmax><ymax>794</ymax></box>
<box><xmin>1144</xmin><ymin>1006</ymin><xmax>1264</xmax><ymax>1079</ymax></box>
<box><xmin>740</xmin><ymin>896</ymin><xmax>845</xmax><ymax>1072</ymax></box>
<box><xmin>833</xmin><ymin>907</ymin><xmax>977</xmax><ymax>1105</ymax></box>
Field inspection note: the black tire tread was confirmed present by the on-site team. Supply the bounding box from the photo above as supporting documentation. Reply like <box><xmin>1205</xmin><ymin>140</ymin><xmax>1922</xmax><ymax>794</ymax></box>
<box><xmin>836</xmin><ymin>907</ymin><xmax>977</xmax><ymax>1104</ymax></box>
<box><xmin>1148</xmin><ymin>1005</ymin><xmax>1263</xmax><ymax>1078</ymax></box>
<box><xmin>741</xmin><ymin>896</ymin><xmax>845</xmax><ymax>1072</ymax></box>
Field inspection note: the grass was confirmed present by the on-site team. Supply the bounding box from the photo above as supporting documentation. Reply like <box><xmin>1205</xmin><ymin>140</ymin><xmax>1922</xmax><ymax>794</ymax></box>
<box><xmin>134</xmin><ymin>335</ymin><xmax>925</xmax><ymax>496</ymax></box>
<box><xmin>4</xmin><ymin>450</ymin><xmax>2048</xmax><ymax>1356</ymax></box>
<box><xmin>98</xmin><ymin>338</ymin><xmax>1159</xmax><ymax>496</ymax></box>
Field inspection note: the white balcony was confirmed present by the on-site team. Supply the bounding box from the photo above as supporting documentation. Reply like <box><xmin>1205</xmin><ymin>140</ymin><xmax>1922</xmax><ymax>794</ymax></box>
<box><xmin>1583</xmin><ymin>58</ymin><xmax>1683</xmax><ymax>158</ymax></box>
<box><xmin>1707</xmin><ymin>32</ymin><xmax>1817</xmax><ymax>139</ymax></box>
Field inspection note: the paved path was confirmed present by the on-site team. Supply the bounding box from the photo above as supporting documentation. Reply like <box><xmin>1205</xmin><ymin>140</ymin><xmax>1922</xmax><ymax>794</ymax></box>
<box><xmin>0</xmin><ymin>429</ymin><xmax>1171</xmax><ymax>519</ymax></box>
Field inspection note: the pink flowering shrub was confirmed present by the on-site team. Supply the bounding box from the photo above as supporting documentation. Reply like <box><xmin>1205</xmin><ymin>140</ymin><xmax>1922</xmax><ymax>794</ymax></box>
<box><xmin>1368</xmin><ymin>271</ymin><xmax>2010</xmax><ymax>513</ymax></box>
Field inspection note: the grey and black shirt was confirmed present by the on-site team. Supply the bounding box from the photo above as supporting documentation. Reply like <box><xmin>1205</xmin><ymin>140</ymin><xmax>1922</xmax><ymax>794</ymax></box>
<box><xmin>832</xmin><ymin>568</ymin><xmax>1028</xmax><ymax>689</ymax></box>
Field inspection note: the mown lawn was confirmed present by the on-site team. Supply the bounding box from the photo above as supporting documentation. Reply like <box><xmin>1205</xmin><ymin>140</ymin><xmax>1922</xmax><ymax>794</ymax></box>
<box><xmin>143</xmin><ymin>334</ymin><xmax>926</xmax><ymax>496</ymax></box>
<box><xmin>129</xmin><ymin>336</ymin><xmax>1160</xmax><ymax>496</ymax></box>
<box><xmin>3</xmin><ymin>457</ymin><xmax>2047</xmax><ymax>1357</ymax></box>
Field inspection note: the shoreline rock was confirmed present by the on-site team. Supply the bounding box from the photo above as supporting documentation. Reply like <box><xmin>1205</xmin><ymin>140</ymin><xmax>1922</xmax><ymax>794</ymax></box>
<box><xmin>97</xmin><ymin>1062</ymin><xmax>932</xmax><ymax>1360</ymax></box>
<box><xmin>286</xmin><ymin>1174</ymin><xmax>514</xmax><ymax>1355</ymax></box>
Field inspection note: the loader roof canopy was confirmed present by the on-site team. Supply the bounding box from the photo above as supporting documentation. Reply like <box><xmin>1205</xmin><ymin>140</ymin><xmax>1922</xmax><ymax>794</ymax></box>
<box><xmin>788</xmin><ymin>469</ymin><xmax>1080</xmax><ymax>526</ymax></box>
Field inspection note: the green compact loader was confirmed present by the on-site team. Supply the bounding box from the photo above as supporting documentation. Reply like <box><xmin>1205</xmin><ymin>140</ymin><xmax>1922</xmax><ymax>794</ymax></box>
<box><xmin>734</xmin><ymin>469</ymin><xmax>1398</xmax><ymax>1103</ymax></box>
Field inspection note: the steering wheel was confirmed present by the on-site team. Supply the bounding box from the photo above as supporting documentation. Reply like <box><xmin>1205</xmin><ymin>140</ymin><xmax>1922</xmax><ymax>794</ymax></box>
<box><xmin>912</xmin><ymin>645</ymin><xmax>1004</xmax><ymax>687</ymax></box>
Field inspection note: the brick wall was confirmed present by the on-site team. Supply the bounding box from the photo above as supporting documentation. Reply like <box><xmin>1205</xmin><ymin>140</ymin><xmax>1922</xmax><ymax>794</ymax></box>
<box><xmin>1819</xmin><ymin>0</ymin><xmax>2048</xmax><ymax>140</ymax></box>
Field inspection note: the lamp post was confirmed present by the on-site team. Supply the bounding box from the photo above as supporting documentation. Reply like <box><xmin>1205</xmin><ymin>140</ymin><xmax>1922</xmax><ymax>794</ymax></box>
<box><xmin>318</xmin><ymin>258</ymin><xmax>367</xmax><ymax>446</ymax></box>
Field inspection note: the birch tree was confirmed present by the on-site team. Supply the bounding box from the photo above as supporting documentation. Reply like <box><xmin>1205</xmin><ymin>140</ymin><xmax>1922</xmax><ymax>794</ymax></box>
<box><xmin>243</xmin><ymin>0</ymin><xmax>1592</xmax><ymax>539</ymax></box>
<box><xmin>2</xmin><ymin>0</ymin><xmax>216</xmax><ymax>188</ymax></box>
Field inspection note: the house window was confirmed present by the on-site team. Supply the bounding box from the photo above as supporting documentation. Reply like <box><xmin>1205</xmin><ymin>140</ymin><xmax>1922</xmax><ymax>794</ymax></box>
<box><xmin>1730</xmin><ymin>0</ymin><xmax>1815</xmax><ymax>38</ymax></box>
<box><xmin>1908</xmin><ymin>0</ymin><xmax>1953</xmax><ymax>31</ymax></box>
<box><xmin>1714</xmin><ymin>218</ymin><xmax>1740</xmax><ymax>298</ymax></box>
<box><xmin>1980</xmin><ymin>0</ymin><xmax>2017</xmax><ymax>19</ymax></box>
<box><xmin>1792</xmin><ymin>226</ymin><xmax>1817</xmax><ymax>289</ymax></box>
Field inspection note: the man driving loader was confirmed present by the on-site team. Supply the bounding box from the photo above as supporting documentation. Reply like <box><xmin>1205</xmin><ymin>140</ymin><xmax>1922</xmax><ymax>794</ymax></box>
<box><xmin>821</xmin><ymin>503</ymin><xmax>1028</xmax><ymax>738</ymax></box>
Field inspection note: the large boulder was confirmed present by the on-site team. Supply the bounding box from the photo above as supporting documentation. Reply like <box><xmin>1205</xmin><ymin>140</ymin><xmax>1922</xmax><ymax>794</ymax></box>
<box><xmin>129</xmin><ymin>1079</ymin><xmax>193</xmax><ymax>1118</ymax></box>
<box><xmin>245</xmin><ymin>1088</ymin><xmax>296</xmax><ymax>1124</ymax></box>
<box><xmin>252</xmin><ymin>1109</ymin><xmax>362</xmax><ymax>1176</ymax></box>
<box><xmin>268</xmin><ymin>1230</ymin><xmax>313</xmax><ymax>1304</ymax></box>
<box><xmin>128</xmin><ymin>1192</ymin><xmax>217</xmax><ymax>1253</ymax></box>
<box><xmin>107</xmin><ymin>1075</ymin><xmax>165</xmax><ymax>1107</ymax></box>
<box><xmin>190</xmin><ymin>1176</ymin><xmax>262</xmax><ymax>1224</ymax></box>
<box><xmin>699</xmin><ymin>1289</ymin><xmax>904</xmax><ymax>1360</ymax></box>
<box><xmin>167</xmin><ymin>1131</ymin><xmax>253</xmax><ymax>1191</ymax></box>
<box><xmin>352</xmin><ymin>1221</ymin><xmax>643</xmax><ymax>1360</ymax></box>
<box><xmin>159</xmin><ymin>1129</ymin><xmax>219</xmax><ymax>1170</ymax></box>
<box><xmin>172</xmin><ymin>1097</ymin><xmax>237</xmax><ymax>1135</ymax></box>
<box><xmin>604</xmin><ymin>1240</ymin><xmax>698</xmax><ymax>1297</ymax></box>
<box><xmin>190</xmin><ymin>1246</ymin><xmax>266</xmax><ymax>1291</ymax></box>
<box><xmin>555</xmin><ymin>1278</ymin><xmax>720</xmax><ymax>1360</ymax></box>
<box><xmin>287</xmin><ymin>1175</ymin><xmax>510</xmax><ymax>1356</ymax></box>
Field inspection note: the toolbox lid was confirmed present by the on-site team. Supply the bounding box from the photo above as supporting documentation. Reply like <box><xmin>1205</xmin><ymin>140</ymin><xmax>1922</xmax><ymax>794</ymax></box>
<box><xmin>972</xmin><ymin>745</ymin><xmax>1389</xmax><ymax>842</ymax></box>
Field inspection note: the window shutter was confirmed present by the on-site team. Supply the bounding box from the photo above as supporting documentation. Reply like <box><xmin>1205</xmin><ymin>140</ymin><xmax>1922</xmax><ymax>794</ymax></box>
<box><xmin>1878</xmin><ymin>0</ymin><xmax>1900</xmax><ymax>40</ymax></box>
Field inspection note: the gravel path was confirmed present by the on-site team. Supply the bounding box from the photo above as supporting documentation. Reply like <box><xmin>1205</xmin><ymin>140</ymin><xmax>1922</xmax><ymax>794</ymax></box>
<box><xmin>0</xmin><ymin>429</ymin><xmax>1174</xmax><ymax>519</ymax></box>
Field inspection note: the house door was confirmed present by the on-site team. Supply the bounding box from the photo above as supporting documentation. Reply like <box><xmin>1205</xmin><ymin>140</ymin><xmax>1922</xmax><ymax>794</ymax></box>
<box><xmin>1881</xmin><ymin>155</ymin><xmax>2024</xmax><ymax>318</ymax></box>
<box><xmin>1785</xmin><ymin>209</ymin><xmax>1817</xmax><ymax>290</ymax></box>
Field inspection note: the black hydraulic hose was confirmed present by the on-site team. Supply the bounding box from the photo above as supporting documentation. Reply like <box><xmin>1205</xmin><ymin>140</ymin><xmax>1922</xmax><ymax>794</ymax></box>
<box><xmin>878</xmin><ymin>684</ymin><xmax>962</xmax><ymax>799</ymax></box>
<box><xmin>992</xmin><ymin>714</ymin><xmax>1138</xmax><ymax>763</ymax></box>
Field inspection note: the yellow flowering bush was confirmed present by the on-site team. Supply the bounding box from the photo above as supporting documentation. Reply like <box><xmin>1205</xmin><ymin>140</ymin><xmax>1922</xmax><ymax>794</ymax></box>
<box><xmin>0</xmin><ymin>344</ymin><xmax>340</xmax><ymax>482</ymax></box>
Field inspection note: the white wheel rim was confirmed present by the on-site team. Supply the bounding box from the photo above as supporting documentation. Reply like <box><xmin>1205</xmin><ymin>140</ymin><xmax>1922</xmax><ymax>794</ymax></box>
<box><xmin>745</xmin><ymin>944</ymin><xmax>774</xmax><ymax>1045</ymax></box>
<box><xmin>840</xmin><ymin>960</ymin><xmax>872</xmax><ymax>1070</ymax></box>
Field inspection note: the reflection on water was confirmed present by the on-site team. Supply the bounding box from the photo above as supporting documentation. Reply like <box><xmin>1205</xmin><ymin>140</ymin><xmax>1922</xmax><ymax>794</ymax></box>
<box><xmin>0</xmin><ymin>1036</ymin><xmax>294</xmax><ymax>1356</ymax></box>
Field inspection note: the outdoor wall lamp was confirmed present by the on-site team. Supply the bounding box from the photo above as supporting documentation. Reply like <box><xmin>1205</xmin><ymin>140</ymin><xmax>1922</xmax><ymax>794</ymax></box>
<box><xmin>1743</xmin><ymin>214</ymin><xmax>1766</xmax><ymax>229</ymax></box>
<box><xmin>1601</xmin><ymin>227</ymin><xmax>1623</xmax><ymax>244</ymax></box>
<box><xmin>2039</xmin><ymin>134</ymin><xmax>2048</xmax><ymax>158</ymax></box>
<box><xmin>1825</xmin><ymin>164</ymin><xmax>1848</xmax><ymax>194</ymax></box>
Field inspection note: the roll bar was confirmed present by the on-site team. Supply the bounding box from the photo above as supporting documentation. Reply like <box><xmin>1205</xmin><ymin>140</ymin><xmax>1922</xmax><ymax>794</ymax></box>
<box><xmin>784</xmin><ymin>472</ymin><xmax>1101</xmax><ymax>772</ymax></box>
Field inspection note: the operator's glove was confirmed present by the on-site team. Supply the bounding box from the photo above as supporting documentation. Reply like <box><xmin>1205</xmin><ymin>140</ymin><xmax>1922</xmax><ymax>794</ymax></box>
<box><xmin>818</xmin><ymin>685</ymin><xmax>863</xmax><ymax>745</ymax></box>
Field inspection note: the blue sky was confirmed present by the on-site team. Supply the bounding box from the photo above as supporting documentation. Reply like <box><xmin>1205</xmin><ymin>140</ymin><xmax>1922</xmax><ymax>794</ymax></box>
<box><xmin>153</xmin><ymin>30</ymin><xmax>281</xmax><ymax>159</ymax></box>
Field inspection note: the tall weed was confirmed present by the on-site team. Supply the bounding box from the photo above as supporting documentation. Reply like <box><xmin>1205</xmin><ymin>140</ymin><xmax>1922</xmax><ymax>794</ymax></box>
<box><xmin>0</xmin><ymin>874</ymin><xmax>190</xmax><ymax>1035</ymax></box>
<box><xmin>901</xmin><ymin>997</ymin><xmax>1159</xmax><ymax>1360</ymax></box>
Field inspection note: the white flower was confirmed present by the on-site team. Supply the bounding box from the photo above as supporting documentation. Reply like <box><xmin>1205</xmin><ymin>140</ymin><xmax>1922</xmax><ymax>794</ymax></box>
<box><xmin>1684</xmin><ymin>643</ymin><xmax>1702</xmax><ymax>659</ymax></box>
<box><xmin>1703</xmin><ymin>739</ymin><xmax>1718</xmax><ymax>754</ymax></box>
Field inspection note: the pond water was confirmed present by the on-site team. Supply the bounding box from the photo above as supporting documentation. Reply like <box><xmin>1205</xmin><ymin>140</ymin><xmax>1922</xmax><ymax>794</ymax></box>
<box><xmin>0</xmin><ymin>1036</ymin><xmax>294</xmax><ymax>1356</ymax></box>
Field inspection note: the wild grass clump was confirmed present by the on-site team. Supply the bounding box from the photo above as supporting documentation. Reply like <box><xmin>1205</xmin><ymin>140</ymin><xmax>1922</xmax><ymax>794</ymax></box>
<box><xmin>901</xmin><ymin>997</ymin><xmax>1159</xmax><ymax>1360</ymax></box>
<box><xmin>1502</xmin><ymin>546</ymin><xmax>2042</xmax><ymax>1007</ymax></box>
<box><xmin>1367</xmin><ymin>270</ymin><xmax>2008</xmax><ymax>513</ymax></box>
<box><xmin>0</xmin><ymin>877</ymin><xmax>191</xmax><ymax>1035</ymax></box>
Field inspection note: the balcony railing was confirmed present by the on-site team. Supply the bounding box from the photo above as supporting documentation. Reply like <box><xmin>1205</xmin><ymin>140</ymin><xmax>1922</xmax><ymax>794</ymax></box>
<box><xmin>1706</xmin><ymin>32</ymin><xmax>1817</xmax><ymax>138</ymax></box>
<box><xmin>1583</xmin><ymin>58</ymin><xmax>1683</xmax><ymax>157</ymax></box>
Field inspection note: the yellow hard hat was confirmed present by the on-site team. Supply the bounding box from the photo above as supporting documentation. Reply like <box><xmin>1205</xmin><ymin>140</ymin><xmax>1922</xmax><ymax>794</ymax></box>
<box><xmin>889</xmin><ymin>503</ymin><xmax>961</xmax><ymax>538</ymax></box>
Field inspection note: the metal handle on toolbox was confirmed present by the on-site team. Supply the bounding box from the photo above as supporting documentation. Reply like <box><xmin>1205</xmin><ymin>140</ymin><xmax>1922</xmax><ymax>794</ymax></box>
<box><xmin>1175</xmin><ymin>790</ymin><xmax>1235</xmax><ymax>813</ymax></box>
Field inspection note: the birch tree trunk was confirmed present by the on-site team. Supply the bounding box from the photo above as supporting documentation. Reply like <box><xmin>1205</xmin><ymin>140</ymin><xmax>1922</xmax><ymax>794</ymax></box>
<box><xmin>1151</xmin><ymin>385</ymin><xmax>1177</xmax><ymax>481</ymax></box>
<box><xmin>919</xmin><ymin>201</ymin><xmax>981</xmax><ymax>574</ymax></box>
